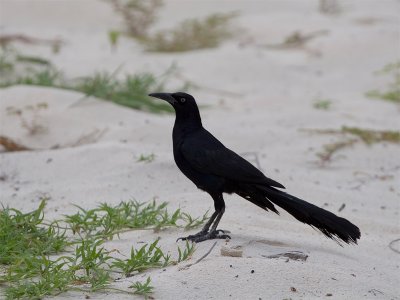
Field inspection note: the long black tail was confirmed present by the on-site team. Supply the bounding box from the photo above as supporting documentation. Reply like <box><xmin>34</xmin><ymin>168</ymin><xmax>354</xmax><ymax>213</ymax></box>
<box><xmin>238</xmin><ymin>184</ymin><xmax>361</xmax><ymax>244</ymax></box>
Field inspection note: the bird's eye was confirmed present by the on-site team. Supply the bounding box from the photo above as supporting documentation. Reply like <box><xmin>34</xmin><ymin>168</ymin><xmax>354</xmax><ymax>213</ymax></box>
<box><xmin>180</xmin><ymin>98</ymin><xmax>186</xmax><ymax>103</ymax></box>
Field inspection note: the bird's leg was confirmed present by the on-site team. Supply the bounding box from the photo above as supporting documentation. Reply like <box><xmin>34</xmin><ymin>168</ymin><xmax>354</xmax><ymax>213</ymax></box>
<box><xmin>184</xmin><ymin>207</ymin><xmax>231</xmax><ymax>243</ymax></box>
<box><xmin>209</xmin><ymin>207</ymin><xmax>225</xmax><ymax>232</ymax></box>
<box><xmin>196</xmin><ymin>210</ymin><xmax>219</xmax><ymax>234</ymax></box>
<box><xmin>177</xmin><ymin>194</ymin><xmax>231</xmax><ymax>243</ymax></box>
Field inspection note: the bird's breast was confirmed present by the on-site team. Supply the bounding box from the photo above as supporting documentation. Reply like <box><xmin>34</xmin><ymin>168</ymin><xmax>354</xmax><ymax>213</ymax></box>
<box><xmin>173</xmin><ymin>143</ymin><xmax>225</xmax><ymax>194</ymax></box>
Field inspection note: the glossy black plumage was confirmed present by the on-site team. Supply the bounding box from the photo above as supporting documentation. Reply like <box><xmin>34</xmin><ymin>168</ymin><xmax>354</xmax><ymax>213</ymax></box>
<box><xmin>149</xmin><ymin>92</ymin><xmax>361</xmax><ymax>244</ymax></box>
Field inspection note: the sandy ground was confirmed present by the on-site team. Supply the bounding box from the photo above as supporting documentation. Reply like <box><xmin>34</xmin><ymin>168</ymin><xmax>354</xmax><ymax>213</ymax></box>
<box><xmin>1</xmin><ymin>0</ymin><xmax>400</xmax><ymax>299</ymax></box>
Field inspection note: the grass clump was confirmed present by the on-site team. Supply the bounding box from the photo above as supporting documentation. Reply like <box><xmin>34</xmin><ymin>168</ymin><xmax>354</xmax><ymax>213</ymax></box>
<box><xmin>64</xmin><ymin>200</ymin><xmax>209</xmax><ymax>239</ymax></box>
<box><xmin>316</xmin><ymin>138</ymin><xmax>358</xmax><ymax>163</ymax></box>
<box><xmin>313</xmin><ymin>99</ymin><xmax>332</xmax><ymax>110</ymax></box>
<box><xmin>112</xmin><ymin>239</ymin><xmax>169</xmax><ymax>276</ymax></box>
<box><xmin>341</xmin><ymin>126</ymin><xmax>400</xmax><ymax>144</ymax></box>
<box><xmin>0</xmin><ymin>48</ymin><xmax>181</xmax><ymax>113</ymax></box>
<box><xmin>1</xmin><ymin>199</ymin><xmax>206</xmax><ymax>299</ymax></box>
<box><xmin>177</xmin><ymin>240</ymin><xmax>196</xmax><ymax>262</ymax></box>
<box><xmin>110</xmin><ymin>0</ymin><xmax>162</xmax><ymax>39</ymax></box>
<box><xmin>109</xmin><ymin>0</ymin><xmax>237</xmax><ymax>52</ymax></box>
<box><xmin>137</xmin><ymin>153</ymin><xmax>156</xmax><ymax>163</ymax></box>
<box><xmin>307</xmin><ymin>126</ymin><xmax>400</xmax><ymax>164</ymax></box>
<box><xmin>10</xmin><ymin>68</ymin><xmax>60</xmax><ymax>87</ymax></box>
<box><xmin>143</xmin><ymin>12</ymin><xmax>237</xmax><ymax>52</ymax></box>
<box><xmin>72</xmin><ymin>239</ymin><xmax>113</xmax><ymax>277</ymax></box>
<box><xmin>74</xmin><ymin>72</ymin><xmax>173</xmax><ymax>113</ymax></box>
<box><xmin>4</xmin><ymin>255</ymin><xmax>77</xmax><ymax>299</ymax></box>
<box><xmin>366</xmin><ymin>62</ymin><xmax>400</xmax><ymax>103</ymax></box>
<box><xmin>130</xmin><ymin>277</ymin><xmax>154</xmax><ymax>297</ymax></box>
<box><xmin>0</xmin><ymin>200</ymin><xmax>68</xmax><ymax>265</ymax></box>
<box><xmin>0</xmin><ymin>48</ymin><xmax>58</xmax><ymax>87</ymax></box>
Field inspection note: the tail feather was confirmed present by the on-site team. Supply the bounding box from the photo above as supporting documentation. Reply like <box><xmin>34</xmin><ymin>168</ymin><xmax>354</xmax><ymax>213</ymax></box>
<box><xmin>236</xmin><ymin>188</ymin><xmax>279</xmax><ymax>214</ymax></box>
<box><xmin>240</xmin><ymin>184</ymin><xmax>361</xmax><ymax>244</ymax></box>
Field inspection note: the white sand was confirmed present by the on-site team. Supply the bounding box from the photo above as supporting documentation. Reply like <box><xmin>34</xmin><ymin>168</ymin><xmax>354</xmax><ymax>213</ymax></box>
<box><xmin>1</xmin><ymin>0</ymin><xmax>399</xmax><ymax>299</ymax></box>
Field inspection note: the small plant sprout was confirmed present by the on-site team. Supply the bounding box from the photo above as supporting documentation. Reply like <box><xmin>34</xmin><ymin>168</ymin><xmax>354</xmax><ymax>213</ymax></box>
<box><xmin>177</xmin><ymin>241</ymin><xmax>196</xmax><ymax>262</ymax></box>
<box><xmin>130</xmin><ymin>276</ymin><xmax>154</xmax><ymax>297</ymax></box>
<box><xmin>137</xmin><ymin>153</ymin><xmax>156</xmax><ymax>163</ymax></box>
<box><xmin>366</xmin><ymin>61</ymin><xmax>400</xmax><ymax>103</ymax></box>
<box><xmin>112</xmin><ymin>239</ymin><xmax>169</xmax><ymax>276</ymax></box>
<box><xmin>182</xmin><ymin>210</ymin><xmax>210</xmax><ymax>231</ymax></box>
<box><xmin>313</xmin><ymin>99</ymin><xmax>332</xmax><ymax>110</ymax></box>
<box><xmin>6</xmin><ymin>102</ymin><xmax>49</xmax><ymax>135</ymax></box>
<box><xmin>73</xmin><ymin>239</ymin><xmax>113</xmax><ymax>277</ymax></box>
<box><xmin>108</xmin><ymin>30</ymin><xmax>121</xmax><ymax>49</ymax></box>
<box><xmin>316</xmin><ymin>138</ymin><xmax>358</xmax><ymax>163</ymax></box>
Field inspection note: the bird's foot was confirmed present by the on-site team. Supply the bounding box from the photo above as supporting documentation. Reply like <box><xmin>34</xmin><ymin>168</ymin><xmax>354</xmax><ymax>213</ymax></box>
<box><xmin>177</xmin><ymin>229</ymin><xmax>231</xmax><ymax>243</ymax></box>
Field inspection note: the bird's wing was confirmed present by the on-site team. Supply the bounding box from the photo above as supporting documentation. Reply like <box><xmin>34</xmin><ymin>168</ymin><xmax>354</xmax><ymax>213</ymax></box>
<box><xmin>180</xmin><ymin>129</ymin><xmax>285</xmax><ymax>188</ymax></box>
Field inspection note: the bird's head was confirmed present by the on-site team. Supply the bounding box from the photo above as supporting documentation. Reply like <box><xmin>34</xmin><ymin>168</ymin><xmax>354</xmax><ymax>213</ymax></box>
<box><xmin>149</xmin><ymin>92</ymin><xmax>201</xmax><ymax>124</ymax></box>
<box><xmin>148</xmin><ymin>92</ymin><xmax>196</xmax><ymax>109</ymax></box>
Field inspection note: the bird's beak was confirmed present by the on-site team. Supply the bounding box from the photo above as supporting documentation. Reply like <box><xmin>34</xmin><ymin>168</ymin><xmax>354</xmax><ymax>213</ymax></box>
<box><xmin>148</xmin><ymin>93</ymin><xmax>176</xmax><ymax>105</ymax></box>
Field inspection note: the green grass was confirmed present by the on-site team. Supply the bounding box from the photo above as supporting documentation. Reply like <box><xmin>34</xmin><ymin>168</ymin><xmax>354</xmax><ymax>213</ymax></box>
<box><xmin>5</xmin><ymin>263</ymin><xmax>73</xmax><ymax>299</ymax></box>
<box><xmin>130</xmin><ymin>277</ymin><xmax>154</xmax><ymax>298</ymax></box>
<box><xmin>108</xmin><ymin>30</ymin><xmax>121</xmax><ymax>48</ymax></box>
<box><xmin>177</xmin><ymin>240</ymin><xmax>195</xmax><ymax>262</ymax></box>
<box><xmin>313</xmin><ymin>99</ymin><xmax>332</xmax><ymax>110</ymax></box>
<box><xmin>0</xmin><ymin>199</ymin><xmax>206</xmax><ymax>299</ymax></box>
<box><xmin>316</xmin><ymin>138</ymin><xmax>358</xmax><ymax>163</ymax></box>
<box><xmin>143</xmin><ymin>12</ymin><xmax>237</xmax><ymax>52</ymax></box>
<box><xmin>341</xmin><ymin>126</ymin><xmax>400</xmax><ymax>144</ymax></box>
<box><xmin>366</xmin><ymin>62</ymin><xmax>400</xmax><ymax>103</ymax></box>
<box><xmin>112</xmin><ymin>239</ymin><xmax>169</xmax><ymax>276</ymax></box>
<box><xmin>109</xmin><ymin>0</ymin><xmax>237</xmax><ymax>52</ymax></box>
<box><xmin>137</xmin><ymin>153</ymin><xmax>156</xmax><ymax>163</ymax></box>
<box><xmin>64</xmin><ymin>200</ymin><xmax>209</xmax><ymax>239</ymax></box>
<box><xmin>0</xmin><ymin>200</ymin><xmax>68</xmax><ymax>265</ymax></box>
<box><xmin>0</xmin><ymin>48</ymin><xmax>182</xmax><ymax>113</ymax></box>
<box><xmin>72</xmin><ymin>239</ymin><xmax>113</xmax><ymax>277</ymax></box>
<box><xmin>110</xmin><ymin>0</ymin><xmax>163</xmax><ymax>39</ymax></box>
<box><xmin>16</xmin><ymin>55</ymin><xmax>51</xmax><ymax>66</ymax></box>
<box><xmin>73</xmin><ymin>72</ymin><xmax>174</xmax><ymax>112</ymax></box>
<box><xmin>310</xmin><ymin>126</ymin><xmax>400</xmax><ymax>163</ymax></box>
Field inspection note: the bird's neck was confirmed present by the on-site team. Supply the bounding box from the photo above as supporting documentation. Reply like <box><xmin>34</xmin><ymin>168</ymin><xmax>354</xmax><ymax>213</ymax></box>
<box><xmin>173</xmin><ymin>109</ymin><xmax>203</xmax><ymax>135</ymax></box>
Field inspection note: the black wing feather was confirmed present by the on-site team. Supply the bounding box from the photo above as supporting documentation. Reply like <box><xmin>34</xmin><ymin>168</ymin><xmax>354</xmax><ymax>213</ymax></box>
<box><xmin>180</xmin><ymin>129</ymin><xmax>285</xmax><ymax>188</ymax></box>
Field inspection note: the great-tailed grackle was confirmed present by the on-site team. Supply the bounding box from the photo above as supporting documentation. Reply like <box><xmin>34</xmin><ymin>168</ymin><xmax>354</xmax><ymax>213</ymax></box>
<box><xmin>149</xmin><ymin>92</ymin><xmax>361</xmax><ymax>244</ymax></box>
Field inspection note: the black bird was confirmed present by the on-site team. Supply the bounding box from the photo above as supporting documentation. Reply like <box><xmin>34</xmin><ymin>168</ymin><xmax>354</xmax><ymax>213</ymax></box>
<box><xmin>149</xmin><ymin>92</ymin><xmax>361</xmax><ymax>244</ymax></box>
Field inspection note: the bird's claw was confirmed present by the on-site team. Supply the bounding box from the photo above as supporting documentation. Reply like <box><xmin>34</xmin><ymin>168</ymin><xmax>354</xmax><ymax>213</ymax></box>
<box><xmin>177</xmin><ymin>229</ymin><xmax>231</xmax><ymax>243</ymax></box>
<box><xmin>176</xmin><ymin>230</ymin><xmax>205</xmax><ymax>242</ymax></box>
<box><xmin>215</xmin><ymin>229</ymin><xmax>230</xmax><ymax>234</ymax></box>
